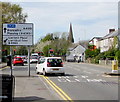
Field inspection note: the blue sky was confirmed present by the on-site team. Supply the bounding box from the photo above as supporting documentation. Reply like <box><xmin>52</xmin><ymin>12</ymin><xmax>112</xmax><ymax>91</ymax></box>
<box><xmin>1</xmin><ymin>1</ymin><xmax>119</xmax><ymax>44</ymax></box>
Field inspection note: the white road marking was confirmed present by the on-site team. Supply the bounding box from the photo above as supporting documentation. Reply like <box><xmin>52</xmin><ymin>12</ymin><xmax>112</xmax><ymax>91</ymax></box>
<box><xmin>66</xmin><ymin>79</ymin><xmax>71</xmax><ymax>82</ymax></box>
<box><xmin>58</xmin><ymin>76</ymin><xmax>62</xmax><ymax>78</ymax></box>
<box><xmin>62</xmin><ymin>76</ymin><xmax>70</xmax><ymax>78</ymax></box>
<box><xmin>58</xmin><ymin>79</ymin><xmax>67</xmax><ymax>82</ymax></box>
<box><xmin>81</xmin><ymin>75</ymin><xmax>88</xmax><ymax>78</ymax></box>
<box><xmin>66</xmin><ymin>76</ymin><xmax>70</xmax><ymax>78</ymax></box>
<box><xmin>75</xmin><ymin>79</ymin><xmax>80</xmax><ymax>82</ymax></box>
<box><xmin>83</xmin><ymin>71</ymin><xmax>92</xmax><ymax>74</ymax></box>
<box><xmin>73</xmin><ymin>76</ymin><xmax>79</xmax><ymax>78</ymax></box>
<box><xmin>87</xmin><ymin>79</ymin><xmax>106</xmax><ymax>82</ymax></box>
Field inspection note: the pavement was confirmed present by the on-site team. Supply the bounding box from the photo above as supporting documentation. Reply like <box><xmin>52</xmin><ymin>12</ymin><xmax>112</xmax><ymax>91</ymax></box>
<box><xmin>13</xmin><ymin>75</ymin><xmax>59</xmax><ymax>102</ymax></box>
<box><xmin>0</xmin><ymin>63</ymin><xmax>7</xmax><ymax>68</ymax></box>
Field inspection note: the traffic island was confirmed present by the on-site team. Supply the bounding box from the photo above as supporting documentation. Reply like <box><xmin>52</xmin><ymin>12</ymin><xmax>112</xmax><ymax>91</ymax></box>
<box><xmin>104</xmin><ymin>60</ymin><xmax>120</xmax><ymax>76</ymax></box>
<box><xmin>104</xmin><ymin>72</ymin><xmax>120</xmax><ymax>76</ymax></box>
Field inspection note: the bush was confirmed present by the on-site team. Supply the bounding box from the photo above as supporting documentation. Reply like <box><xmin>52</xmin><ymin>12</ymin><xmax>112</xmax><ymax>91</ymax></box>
<box><xmin>115</xmin><ymin>50</ymin><xmax>120</xmax><ymax>66</ymax></box>
<box><xmin>85</xmin><ymin>48</ymin><xmax>100</xmax><ymax>59</ymax></box>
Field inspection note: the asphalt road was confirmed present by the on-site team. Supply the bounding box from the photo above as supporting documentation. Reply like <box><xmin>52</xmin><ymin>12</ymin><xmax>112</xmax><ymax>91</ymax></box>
<box><xmin>48</xmin><ymin>62</ymin><xmax>118</xmax><ymax>100</ymax></box>
<box><xmin>0</xmin><ymin>62</ymin><xmax>119</xmax><ymax>101</ymax></box>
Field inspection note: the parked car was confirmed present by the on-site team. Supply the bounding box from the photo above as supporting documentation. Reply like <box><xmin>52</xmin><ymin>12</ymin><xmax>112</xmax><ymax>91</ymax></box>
<box><xmin>66</xmin><ymin>55</ymin><xmax>75</xmax><ymax>62</ymax></box>
<box><xmin>31</xmin><ymin>53</ymin><xmax>38</xmax><ymax>57</ymax></box>
<box><xmin>14</xmin><ymin>55</ymin><xmax>27</xmax><ymax>63</ymax></box>
<box><xmin>13</xmin><ymin>57</ymin><xmax>24</xmax><ymax>66</ymax></box>
<box><xmin>36</xmin><ymin>57</ymin><xmax>65</xmax><ymax>76</ymax></box>
<box><xmin>30</xmin><ymin>56</ymin><xmax>38</xmax><ymax>63</ymax></box>
<box><xmin>22</xmin><ymin>57</ymin><xmax>27</xmax><ymax>63</ymax></box>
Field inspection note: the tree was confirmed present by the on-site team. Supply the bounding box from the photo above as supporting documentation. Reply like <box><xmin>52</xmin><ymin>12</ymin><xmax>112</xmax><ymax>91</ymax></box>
<box><xmin>43</xmin><ymin>45</ymin><xmax>52</xmax><ymax>57</ymax></box>
<box><xmin>15</xmin><ymin>46</ymin><xmax>28</xmax><ymax>55</ymax></box>
<box><xmin>115</xmin><ymin>50</ymin><xmax>120</xmax><ymax>66</ymax></box>
<box><xmin>41</xmin><ymin>33</ymin><xmax>54</xmax><ymax>42</ymax></box>
<box><xmin>2</xmin><ymin>2</ymin><xmax>27</xmax><ymax>23</ymax></box>
<box><xmin>85</xmin><ymin>48</ymin><xmax>100</xmax><ymax>59</ymax></box>
<box><xmin>35</xmin><ymin>32</ymin><xmax>70</xmax><ymax>57</ymax></box>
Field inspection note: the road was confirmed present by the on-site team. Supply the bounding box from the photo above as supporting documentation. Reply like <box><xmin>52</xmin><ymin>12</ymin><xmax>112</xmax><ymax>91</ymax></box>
<box><xmin>0</xmin><ymin>62</ymin><xmax>119</xmax><ymax>101</ymax></box>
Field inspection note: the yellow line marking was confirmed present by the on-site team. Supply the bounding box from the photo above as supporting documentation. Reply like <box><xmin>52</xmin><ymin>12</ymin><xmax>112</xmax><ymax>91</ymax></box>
<box><xmin>0</xmin><ymin>66</ymin><xmax>9</xmax><ymax>70</ymax></box>
<box><xmin>48</xmin><ymin>78</ymin><xmax>73</xmax><ymax>101</ymax></box>
<box><xmin>44</xmin><ymin>76</ymin><xmax>68</xmax><ymax>101</ymax></box>
<box><xmin>40</xmin><ymin>75</ymin><xmax>74</xmax><ymax>102</ymax></box>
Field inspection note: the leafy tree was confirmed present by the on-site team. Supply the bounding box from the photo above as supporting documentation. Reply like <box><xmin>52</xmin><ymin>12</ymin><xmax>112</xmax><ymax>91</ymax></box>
<box><xmin>43</xmin><ymin>45</ymin><xmax>52</xmax><ymax>57</ymax></box>
<box><xmin>85</xmin><ymin>48</ymin><xmax>100</xmax><ymax>59</ymax></box>
<box><xmin>41</xmin><ymin>33</ymin><xmax>54</xmax><ymax>42</ymax></box>
<box><xmin>15</xmin><ymin>46</ymin><xmax>28</xmax><ymax>55</ymax></box>
<box><xmin>2</xmin><ymin>2</ymin><xmax>27</xmax><ymax>23</ymax></box>
<box><xmin>115</xmin><ymin>50</ymin><xmax>120</xmax><ymax>66</ymax></box>
<box><xmin>113</xmin><ymin>36</ymin><xmax>118</xmax><ymax>49</ymax></box>
<box><xmin>37</xmin><ymin>32</ymin><xmax>70</xmax><ymax>57</ymax></box>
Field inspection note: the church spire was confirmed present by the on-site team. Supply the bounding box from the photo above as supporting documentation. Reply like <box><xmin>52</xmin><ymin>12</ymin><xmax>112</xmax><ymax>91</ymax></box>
<box><xmin>68</xmin><ymin>23</ymin><xmax>74</xmax><ymax>43</ymax></box>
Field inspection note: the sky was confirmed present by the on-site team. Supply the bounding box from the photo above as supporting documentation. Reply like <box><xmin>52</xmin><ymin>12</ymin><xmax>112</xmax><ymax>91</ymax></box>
<box><xmin>1</xmin><ymin>0</ymin><xmax>119</xmax><ymax>44</ymax></box>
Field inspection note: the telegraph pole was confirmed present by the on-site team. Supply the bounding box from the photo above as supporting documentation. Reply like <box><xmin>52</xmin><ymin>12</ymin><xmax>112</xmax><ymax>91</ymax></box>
<box><xmin>0</xmin><ymin>2</ymin><xmax>2</xmax><ymax>63</ymax></box>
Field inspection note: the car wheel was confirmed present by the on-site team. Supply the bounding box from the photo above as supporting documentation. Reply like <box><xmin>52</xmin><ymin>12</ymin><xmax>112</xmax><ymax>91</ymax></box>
<box><xmin>36</xmin><ymin>71</ymin><xmax>39</xmax><ymax>74</ymax></box>
<box><xmin>43</xmin><ymin>69</ymin><xmax>47</xmax><ymax>76</ymax></box>
<box><xmin>61</xmin><ymin>73</ymin><xmax>65</xmax><ymax>76</ymax></box>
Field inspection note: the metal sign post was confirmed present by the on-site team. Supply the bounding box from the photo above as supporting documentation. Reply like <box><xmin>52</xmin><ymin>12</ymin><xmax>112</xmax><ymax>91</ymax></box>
<box><xmin>28</xmin><ymin>46</ymin><xmax>30</xmax><ymax>77</ymax></box>
<box><xmin>10</xmin><ymin>46</ymin><xmax>12</xmax><ymax>76</ymax></box>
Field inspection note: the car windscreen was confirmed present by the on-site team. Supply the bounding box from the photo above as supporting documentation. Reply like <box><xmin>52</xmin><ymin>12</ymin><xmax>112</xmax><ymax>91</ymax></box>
<box><xmin>15</xmin><ymin>58</ymin><xmax>22</xmax><ymax>61</ymax></box>
<box><xmin>30</xmin><ymin>56</ymin><xmax>38</xmax><ymax>59</ymax></box>
<box><xmin>47</xmin><ymin>58</ymin><xmax>63</xmax><ymax>67</ymax></box>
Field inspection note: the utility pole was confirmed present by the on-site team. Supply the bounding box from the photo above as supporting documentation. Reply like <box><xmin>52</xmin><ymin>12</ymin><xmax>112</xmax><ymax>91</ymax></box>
<box><xmin>0</xmin><ymin>2</ymin><xmax>2</xmax><ymax>63</ymax></box>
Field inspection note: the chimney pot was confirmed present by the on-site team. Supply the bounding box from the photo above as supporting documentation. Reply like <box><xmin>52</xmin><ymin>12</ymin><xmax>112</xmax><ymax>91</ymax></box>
<box><xmin>109</xmin><ymin>29</ymin><xmax>115</xmax><ymax>33</ymax></box>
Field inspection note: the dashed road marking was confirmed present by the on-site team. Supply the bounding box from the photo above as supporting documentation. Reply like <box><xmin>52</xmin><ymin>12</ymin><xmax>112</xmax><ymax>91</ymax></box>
<box><xmin>57</xmin><ymin>75</ymin><xmax>107</xmax><ymax>83</ymax></box>
<box><xmin>75</xmin><ymin>79</ymin><xmax>80</xmax><ymax>82</ymax></box>
<box><xmin>81</xmin><ymin>75</ymin><xmax>88</xmax><ymax>78</ymax></box>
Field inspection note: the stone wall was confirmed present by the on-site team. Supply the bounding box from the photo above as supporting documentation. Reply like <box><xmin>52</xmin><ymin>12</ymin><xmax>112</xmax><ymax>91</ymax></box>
<box><xmin>99</xmin><ymin>60</ymin><xmax>112</xmax><ymax>66</ymax></box>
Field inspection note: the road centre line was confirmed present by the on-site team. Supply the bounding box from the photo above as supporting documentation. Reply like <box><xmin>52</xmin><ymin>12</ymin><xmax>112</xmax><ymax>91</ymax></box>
<box><xmin>40</xmin><ymin>75</ymin><xmax>73</xmax><ymax>102</ymax></box>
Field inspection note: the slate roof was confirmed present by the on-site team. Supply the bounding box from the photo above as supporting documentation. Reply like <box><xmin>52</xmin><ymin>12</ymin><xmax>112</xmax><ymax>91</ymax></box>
<box><xmin>102</xmin><ymin>29</ymin><xmax>119</xmax><ymax>40</ymax></box>
<box><xmin>89</xmin><ymin>37</ymin><xmax>103</xmax><ymax>42</ymax></box>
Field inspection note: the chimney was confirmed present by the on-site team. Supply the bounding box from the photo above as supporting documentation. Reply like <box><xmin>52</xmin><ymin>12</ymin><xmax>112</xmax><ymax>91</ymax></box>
<box><xmin>109</xmin><ymin>29</ymin><xmax>115</xmax><ymax>33</ymax></box>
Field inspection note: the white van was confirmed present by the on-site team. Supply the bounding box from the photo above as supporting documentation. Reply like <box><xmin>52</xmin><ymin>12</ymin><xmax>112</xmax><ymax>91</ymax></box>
<box><xmin>36</xmin><ymin>57</ymin><xmax>65</xmax><ymax>76</ymax></box>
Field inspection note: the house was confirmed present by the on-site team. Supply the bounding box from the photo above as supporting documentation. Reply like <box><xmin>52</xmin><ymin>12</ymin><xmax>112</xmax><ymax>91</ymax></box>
<box><xmin>89</xmin><ymin>29</ymin><xmax>120</xmax><ymax>53</ymax></box>
<box><xmin>89</xmin><ymin>37</ymin><xmax>102</xmax><ymax>50</ymax></box>
<box><xmin>66</xmin><ymin>44</ymin><xmax>86</xmax><ymax>62</ymax></box>
<box><xmin>99</xmin><ymin>29</ymin><xmax>119</xmax><ymax>53</ymax></box>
